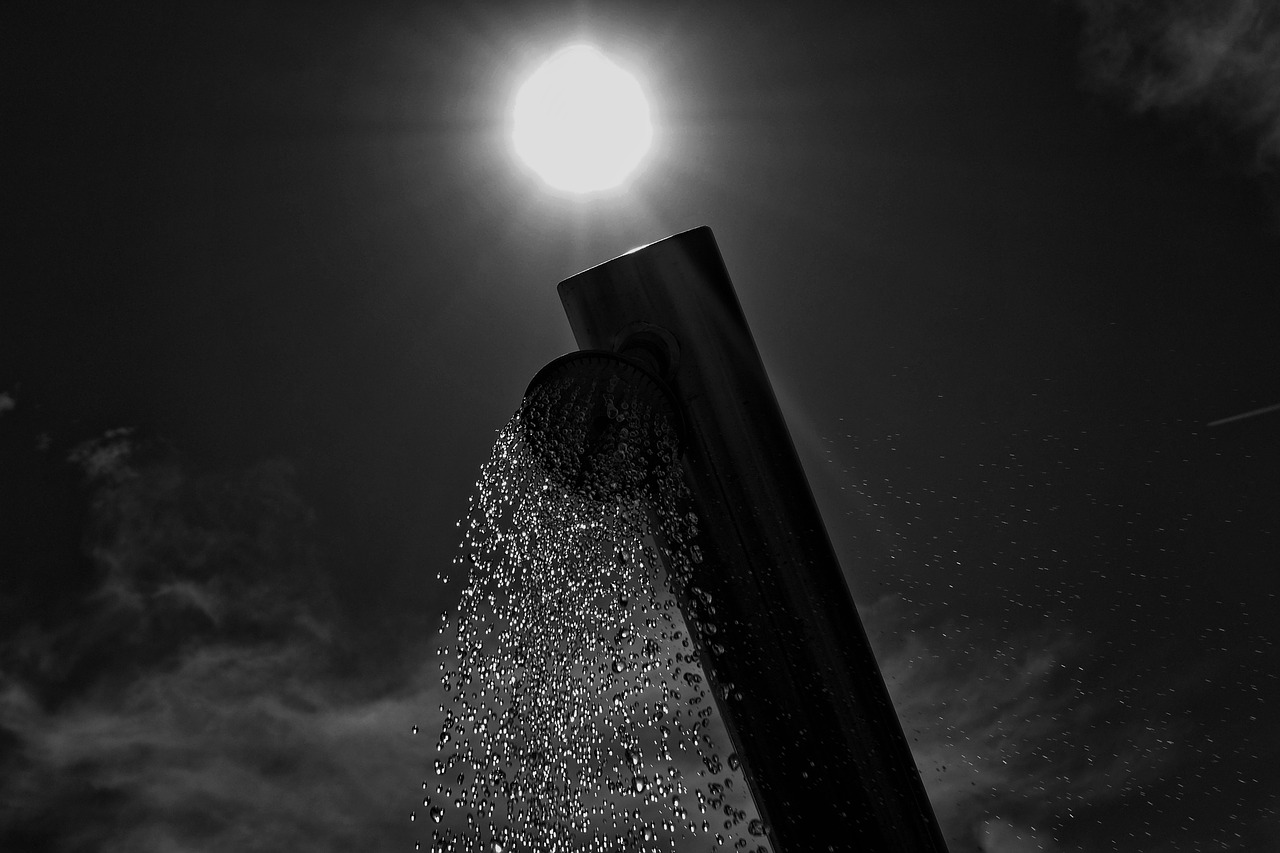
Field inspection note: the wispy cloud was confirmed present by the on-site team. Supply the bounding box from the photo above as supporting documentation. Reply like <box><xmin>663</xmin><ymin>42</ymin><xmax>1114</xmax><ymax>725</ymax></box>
<box><xmin>1074</xmin><ymin>0</ymin><xmax>1280</xmax><ymax>168</ymax></box>
<box><xmin>0</xmin><ymin>431</ymin><xmax>434</xmax><ymax>851</ymax></box>
<box><xmin>1</xmin><ymin>646</ymin><xmax>430</xmax><ymax>851</ymax></box>
<box><xmin>866</xmin><ymin>595</ymin><xmax>1191</xmax><ymax>853</ymax></box>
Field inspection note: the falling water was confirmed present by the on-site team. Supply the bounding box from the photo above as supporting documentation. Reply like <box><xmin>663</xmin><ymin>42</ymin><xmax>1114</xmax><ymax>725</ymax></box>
<box><xmin>420</xmin><ymin>359</ymin><xmax>769</xmax><ymax>852</ymax></box>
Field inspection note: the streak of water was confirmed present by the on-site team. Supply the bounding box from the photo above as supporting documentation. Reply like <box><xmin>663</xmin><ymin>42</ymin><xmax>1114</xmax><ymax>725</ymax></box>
<box><xmin>421</xmin><ymin>372</ymin><xmax>767</xmax><ymax>853</ymax></box>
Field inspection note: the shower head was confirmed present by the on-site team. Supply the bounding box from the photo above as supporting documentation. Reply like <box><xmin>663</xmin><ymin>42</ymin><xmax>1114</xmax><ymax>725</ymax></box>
<box><xmin>520</xmin><ymin>350</ymin><xmax>683</xmax><ymax>502</ymax></box>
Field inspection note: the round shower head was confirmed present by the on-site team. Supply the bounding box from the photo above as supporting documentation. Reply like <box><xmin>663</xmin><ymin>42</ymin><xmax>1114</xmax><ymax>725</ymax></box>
<box><xmin>520</xmin><ymin>350</ymin><xmax>683</xmax><ymax>502</ymax></box>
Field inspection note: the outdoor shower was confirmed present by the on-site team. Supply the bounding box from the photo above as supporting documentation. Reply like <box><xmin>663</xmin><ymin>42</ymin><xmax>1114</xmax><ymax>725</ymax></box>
<box><xmin>522</xmin><ymin>226</ymin><xmax>949</xmax><ymax>852</ymax></box>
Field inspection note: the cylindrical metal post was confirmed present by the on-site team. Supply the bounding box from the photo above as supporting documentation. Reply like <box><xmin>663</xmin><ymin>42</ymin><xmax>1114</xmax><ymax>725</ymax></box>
<box><xmin>558</xmin><ymin>227</ymin><xmax>949</xmax><ymax>852</ymax></box>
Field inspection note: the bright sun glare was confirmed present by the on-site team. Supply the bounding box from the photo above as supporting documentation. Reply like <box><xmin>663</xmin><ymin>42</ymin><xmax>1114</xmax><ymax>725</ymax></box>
<box><xmin>513</xmin><ymin>45</ymin><xmax>653</xmax><ymax>194</ymax></box>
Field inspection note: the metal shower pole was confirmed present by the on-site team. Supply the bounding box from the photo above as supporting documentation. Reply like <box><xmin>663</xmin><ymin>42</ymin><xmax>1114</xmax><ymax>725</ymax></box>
<box><xmin>556</xmin><ymin>226</ymin><xmax>949</xmax><ymax>852</ymax></box>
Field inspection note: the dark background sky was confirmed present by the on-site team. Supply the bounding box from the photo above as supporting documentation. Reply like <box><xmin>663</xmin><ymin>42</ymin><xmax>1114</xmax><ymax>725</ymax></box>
<box><xmin>2</xmin><ymin>2</ymin><xmax>1278</xmax><ymax>851</ymax></box>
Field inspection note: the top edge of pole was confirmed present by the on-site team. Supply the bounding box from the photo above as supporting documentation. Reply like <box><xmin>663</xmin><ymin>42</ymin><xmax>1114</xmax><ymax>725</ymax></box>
<box><xmin>557</xmin><ymin>226</ymin><xmax>718</xmax><ymax>292</ymax></box>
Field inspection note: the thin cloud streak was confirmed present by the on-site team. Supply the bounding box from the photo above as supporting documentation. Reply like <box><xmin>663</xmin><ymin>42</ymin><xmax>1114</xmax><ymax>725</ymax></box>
<box><xmin>1207</xmin><ymin>401</ymin><xmax>1280</xmax><ymax>427</ymax></box>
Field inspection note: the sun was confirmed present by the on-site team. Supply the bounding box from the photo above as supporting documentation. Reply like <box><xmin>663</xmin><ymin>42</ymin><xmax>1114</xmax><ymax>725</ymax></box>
<box><xmin>513</xmin><ymin>45</ymin><xmax>653</xmax><ymax>194</ymax></box>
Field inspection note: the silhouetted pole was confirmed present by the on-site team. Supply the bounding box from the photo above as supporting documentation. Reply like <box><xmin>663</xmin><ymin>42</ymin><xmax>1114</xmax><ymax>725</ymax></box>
<box><xmin>558</xmin><ymin>227</ymin><xmax>949</xmax><ymax>853</ymax></box>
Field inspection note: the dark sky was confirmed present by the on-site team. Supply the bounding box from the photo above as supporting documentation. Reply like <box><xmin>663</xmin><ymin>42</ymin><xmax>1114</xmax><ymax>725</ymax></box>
<box><xmin>3</xmin><ymin>1</ymin><xmax>1279</xmax><ymax>851</ymax></box>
